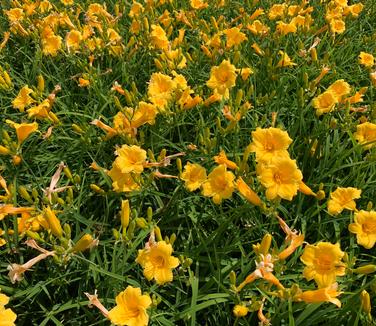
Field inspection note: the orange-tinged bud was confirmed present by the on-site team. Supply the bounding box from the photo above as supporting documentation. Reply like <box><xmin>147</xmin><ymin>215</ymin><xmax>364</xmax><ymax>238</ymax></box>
<box><xmin>236</xmin><ymin>177</ymin><xmax>262</xmax><ymax>206</ymax></box>
<box><xmin>299</xmin><ymin>181</ymin><xmax>316</xmax><ymax>196</ymax></box>
<box><xmin>12</xmin><ymin>155</ymin><xmax>22</xmax><ymax>165</ymax></box>
<box><xmin>72</xmin><ymin>234</ymin><xmax>94</xmax><ymax>253</ymax></box>
<box><xmin>44</xmin><ymin>206</ymin><xmax>63</xmax><ymax>238</ymax></box>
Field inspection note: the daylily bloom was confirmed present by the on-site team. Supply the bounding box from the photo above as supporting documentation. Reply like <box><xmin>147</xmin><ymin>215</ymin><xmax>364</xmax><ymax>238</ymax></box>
<box><xmin>257</xmin><ymin>157</ymin><xmax>303</xmax><ymax>201</ymax></box>
<box><xmin>180</xmin><ymin>162</ymin><xmax>207</xmax><ymax>191</ymax></box>
<box><xmin>206</xmin><ymin>60</ymin><xmax>237</xmax><ymax>99</ymax></box>
<box><xmin>136</xmin><ymin>239</ymin><xmax>180</xmax><ymax>285</ymax></box>
<box><xmin>12</xmin><ymin>85</ymin><xmax>35</xmax><ymax>112</ymax></box>
<box><xmin>301</xmin><ymin>242</ymin><xmax>346</xmax><ymax>288</ymax></box>
<box><xmin>354</xmin><ymin>122</ymin><xmax>376</xmax><ymax>150</ymax></box>
<box><xmin>248</xmin><ymin>127</ymin><xmax>292</xmax><ymax>163</ymax></box>
<box><xmin>108</xmin><ymin>286</ymin><xmax>152</xmax><ymax>326</ymax></box>
<box><xmin>348</xmin><ymin>210</ymin><xmax>376</xmax><ymax>249</ymax></box>
<box><xmin>213</xmin><ymin>150</ymin><xmax>237</xmax><ymax>170</ymax></box>
<box><xmin>327</xmin><ymin>187</ymin><xmax>361</xmax><ymax>215</ymax></box>
<box><xmin>5</xmin><ymin>120</ymin><xmax>38</xmax><ymax>145</ymax></box>
<box><xmin>114</xmin><ymin>145</ymin><xmax>147</xmax><ymax>174</ymax></box>
<box><xmin>202</xmin><ymin>165</ymin><xmax>235</xmax><ymax>204</ymax></box>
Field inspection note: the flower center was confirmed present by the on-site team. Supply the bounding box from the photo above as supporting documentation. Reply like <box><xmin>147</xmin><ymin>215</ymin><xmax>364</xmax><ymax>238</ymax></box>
<box><xmin>153</xmin><ymin>255</ymin><xmax>165</xmax><ymax>268</ymax></box>
<box><xmin>362</xmin><ymin>222</ymin><xmax>376</xmax><ymax>234</ymax></box>
<box><xmin>315</xmin><ymin>254</ymin><xmax>333</xmax><ymax>271</ymax></box>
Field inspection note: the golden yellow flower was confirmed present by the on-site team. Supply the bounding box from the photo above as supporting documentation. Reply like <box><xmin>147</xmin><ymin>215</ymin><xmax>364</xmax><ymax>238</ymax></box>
<box><xmin>130</xmin><ymin>102</ymin><xmax>158</xmax><ymax>128</ymax></box>
<box><xmin>108</xmin><ymin>165</ymin><xmax>141</xmax><ymax>193</ymax></box>
<box><xmin>348</xmin><ymin>210</ymin><xmax>376</xmax><ymax>249</ymax></box>
<box><xmin>148</xmin><ymin>73</ymin><xmax>176</xmax><ymax>109</ymax></box>
<box><xmin>223</xmin><ymin>27</ymin><xmax>247</xmax><ymax>48</ymax></box>
<box><xmin>233</xmin><ymin>304</ymin><xmax>249</xmax><ymax>318</ymax></box>
<box><xmin>5</xmin><ymin>120</ymin><xmax>38</xmax><ymax>145</ymax></box>
<box><xmin>359</xmin><ymin>52</ymin><xmax>374</xmax><ymax>68</ymax></box>
<box><xmin>41</xmin><ymin>27</ymin><xmax>62</xmax><ymax>56</ymax></box>
<box><xmin>129</xmin><ymin>1</ymin><xmax>144</xmax><ymax>17</ymax></box>
<box><xmin>12</xmin><ymin>85</ymin><xmax>35</xmax><ymax>112</ymax></box>
<box><xmin>65</xmin><ymin>30</ymin><xmax>82</xmax><ymax>52</ymax></box>
<box><xmin>190</xmin><ymin>0</ymin><xmax>208</xmax><ymax>10</ymax></box>
<box><xmin>327</xmin><ymin>187</ymin><xmax>361</xmax><ymax>215</ymax></box>
<box><xmin>327</xmin><ymin>80</ymin><xmax>351</xmax><ymax>100</ymax></box>
<box><xmin>136</xmin><ymin>240</ymin><xmax>180</xmax><ymax>285</ymax></box>
<box><xmin>276</xmin><ymin>21</ymin><xmax>297</xmax><ymax>36</ymax></box>
<box><xmin>301</xmin><ymin>242</ymin><xmax>346</xmax><ymax>288</ymax></box>
<box><xmin>71</xmin><ymin>234</ymin><xmax>95</xmax><ymax>253</ymax></box>
<box><xmin>249</xmin><ymin>127</ymin><xmax>292</xmax><ymax>163</ymax></box>
<box><xmin>150</xmin><ymin>24</ymin><xmax>169</xmax><ymax>50</ymax></box>
<box><xmin>257</xmin><ymin>157</ymin><xmax>303</xmax><ymax>201</ymax></box>
<box><xmin>27</xmin><ymin>99</ymin><xmax>51</xmax><ymax>119</ymax></box>
<box><xmin>180</xmin><ymin>162</ymin><xmax>207</xmax><ymax>191</ymax></box>
<box><xmin>201</xmin><ymin>165</ymin><xmax>235</xmax><ymax>204</ymax></box>
<box><xmin>206</xmin><ymin>60</ymin><xmax>237</xmax><ymax>99</ymax></box>
<box><xmin>115</xmin><ymin>145</ymin><xmax>147</xmax><ymax>174</ymax></box>
<box><xmin>108</xmin><ymin>286</ymin><xmax>151</xmax><ymax>326</ymax></box>
<box><xmin>354</xmin><ymin>122</ymin><xmax>376</xmax><ymax>149</ymax></box>
<box><xmin>295</xmin><ymin>283</ymin><xmax>342</xmax><ymax>307</ymax></box>
<box><xmin>213</xmin><ymin>150</ymin><xmax>237</xmax><ymax>170</ymax></box>
<box><xmin>312</xmin><ymin>91</ymin><xmax>338</xmax><ymax>115</ymax></box>
<box><xmin>277</xmin><ymin>51</ymin><xmax>296</xmax><ymax>68</ymax></box>
<box><xmin>0</xmin><ymin>305</ymin><xmax>17</xmax><ymax>326</ymax></box>
<box><xmin>268</xmin><ymin>4</ymin><xmax>286</xmax><ymax>20</ymax></box>
<box><xmin>329</xmin><ymin>19</ymin><xmax>346</xmax><ymax>34</ymax></box>
<box><xmin>247</xmin><ymin>20</ymin><xmax>269</xmax><ymax>36</ymax></box>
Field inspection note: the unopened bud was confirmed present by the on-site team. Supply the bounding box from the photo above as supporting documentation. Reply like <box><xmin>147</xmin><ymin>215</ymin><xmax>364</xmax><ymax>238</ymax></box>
<box><xmin>44</xmin><ymin>206</ymin><xmax>63</xmax><ymax>238</ymax></box>
<box><xmin>72</xmin><ymin>234</ymin><xmax>94</xmax><ymax>253</ymax></box>
<box><xmin>154</xmin><ymin>226</ymin><xmax>163</xmax><ymax>241</ymax></box>
<box><xmin>37</xmin><ymin>74</ymin><xmax>45</xmax><ymax>92</ymax></box>
<box><xmin>353</xmin><ymin>265</ymin><xmax>376</xmax><ymax>275</ymax></box>
<box><xmin>135</xmin><ymin>217</ymin><xmax>148</xmax><ymax>229</ymax></box>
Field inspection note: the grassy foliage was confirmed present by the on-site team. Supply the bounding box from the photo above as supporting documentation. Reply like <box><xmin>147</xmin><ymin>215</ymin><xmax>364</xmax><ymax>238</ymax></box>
<box><xmin>1</xmin><ymin>0</ymin><xmax>376</xmax><ymax>325</ymax></box>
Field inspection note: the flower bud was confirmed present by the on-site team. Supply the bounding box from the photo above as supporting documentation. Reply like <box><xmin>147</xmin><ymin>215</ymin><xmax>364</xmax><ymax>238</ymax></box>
<box><xmin>147</xmin><ymin>206</ymin><xmax>153</xmax><ymax>222</ymax></box>
<box><xmin>120</xmin><ymin>200</ymin><xmax>130</xmax><ymax>229</ymax></box>
<box><xmin>12</xmin><ymin>155</ymin><xmax>22</xmax><ymax>165</ymax></box>
<box><xmin>229</xmin><ymin>270</ymin><xmax>236</xmax><ymax>285</ymax></box>
<box><xmin>44</xmin><ymin>206</ymin><xmax>63</xmax><ymax>238</ymax></box>
<box><xmin>18</xmin><ymin>186</ymin><xmax>33</xmax><ymax>203</ymax></box>
<box><xmin>37</xmin><ymin>74</ymin><xmax>45</xmax><ymax>92</ymax></box>
<box><xmin>0</xmin><ymin>145</ymin><xmax>10</xmax><ymax>155</ymax></box>
<box><xmin>259</xmin><ymin>233</ymin><xmax>272</xmax><ymax>255</ymax></box>
<box><xmin>353</xmin><ymin>265</ymin><xmax>376</xmax><ymax>275</ymax></box>
<box><xmin>154</xmin><ymin>226</ymin><xmax>163</xmax><ymax>241</ymax></box>
<box><xmin>72</xmin><ymin>234</ymin><xmax>94</xmax><ymax>253</ymax></box>
<box><xmin>135</xmin><ymin>217</ymin><xmax>148</xmax><ymax>229</ymax></box>
<box><xmin>169</xmin><ymin>233</ymin><xmax>176</xmax><ymax>246</ymax></box>
<box><xmin>360</xmin><ymin>290</ymin><xmax>371</xmax><ymax>317</ymax></box>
